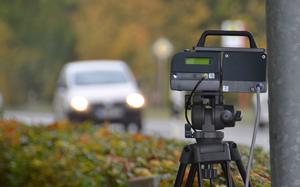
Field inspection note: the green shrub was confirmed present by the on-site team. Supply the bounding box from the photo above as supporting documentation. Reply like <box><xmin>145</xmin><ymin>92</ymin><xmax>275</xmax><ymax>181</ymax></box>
<box><xmin>0</xmin><ymin>121</ymin><xmax>270</xmax><ymax>186</ymax></box>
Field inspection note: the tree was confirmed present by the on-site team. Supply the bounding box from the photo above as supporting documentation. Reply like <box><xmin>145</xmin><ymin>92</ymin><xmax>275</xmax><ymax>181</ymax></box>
<box><xmin>0</xmin><ymin>0</ymin><xmax>266</xmax><ymax>106</ymax></box>
<box><xmin>0</xmin><ymin>0</ymin><xmax>76</xmax><ymax>104</ymax></box>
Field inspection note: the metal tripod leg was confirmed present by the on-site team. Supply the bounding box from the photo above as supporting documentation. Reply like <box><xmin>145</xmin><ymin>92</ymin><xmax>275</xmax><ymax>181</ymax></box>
<box><xmin>174</xmin><ymin>163</ymin><xmax>187</xmax><ymax>187</ymax></box>
<box><xmin>174</xmin><ymin>141</ymin><xmax>250</xmax><ymax>187</ymax></box>
<box><xmin>186</xmin><ymin>164</ymin><xmax>197</xmax><ymax>187</ymax></box>
<box><xmin>207</xmin><ymin>164</ymin><xmax>214</xmax><ymax>187</ymax></box>
<box><xmin>196</xmin><ymin>163</ymin><xmax>203</xmax><ymax>187</ymax></box>
<box><xmin>227</xmin><ymin>142</ymin><xmax>252</xmax><ymax>187</ymax></box>
<box><xmin>235</xmin><ymin>159</ymin><xmax>252</xmax><ymax>187</ymax></box>
<box><xmin>174</xmin><ymin>145</ymin><xmax>193</xmax><ymax>187</ymax></box>
<box><xmin>221</xmin><ymin>162</ymin><xmax>235</xmax><ymax>187</ymax></box>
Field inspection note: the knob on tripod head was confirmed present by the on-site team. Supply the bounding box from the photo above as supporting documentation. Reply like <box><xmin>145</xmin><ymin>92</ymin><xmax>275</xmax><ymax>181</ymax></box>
<box><xmin>189</xmin><ymin>92</ymin><xmax>241</xmax><ymax>131</ymax></box>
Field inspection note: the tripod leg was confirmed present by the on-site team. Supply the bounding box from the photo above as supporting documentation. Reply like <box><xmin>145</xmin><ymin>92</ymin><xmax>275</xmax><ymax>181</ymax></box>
<box><xmin>235</xmin><ymin>159</ymin><xmax>252</xmax><ymax>187</ymax></box>
<box><xmin>185</xmin><ymin>164</ymin><xmax>197</xmax><ymax>187</ymax></box>
<box><xmin>221</xmin><ymin>162</ymin><xmax>235</xmax><ymax>187</ymax></box>
<box><xmin>226</xmin><ymin>161</ymin><xmax>234</xmax><ymax>187</ymax></box>
<box><xmin>227</xmin><ymin>142</ymin><xmax>252</xmax><ymax>187</ymax></box>
<box><xmin>208</xmin><ymin>164</ymin><xmax>214</xmax><ymax>187</ymax></box>
<box><xmin>174</xmin><ymin>163</ymin><xmax>187</xmax><ymax>187</ymax></box>
<box><xmin>203</xmin><ymin>164</ymin><xmax>215</xmax><ymax>187</ymax></box>
<box><xmin>196</xmin><ymin>163</ymin><xmax>203</xmax><ymax>187</ymax></box>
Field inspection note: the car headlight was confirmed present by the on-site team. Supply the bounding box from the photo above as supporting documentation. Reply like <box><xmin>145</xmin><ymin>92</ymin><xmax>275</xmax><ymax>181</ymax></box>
<box><xmin>70</xmin><ymin>96</ymin><xmax>89</xmax><ymax>112</ymax></box>
<box><xmin>126</xmin><ymin>93</ymin><xmax>145</xmax><ymax>109</ymax></box>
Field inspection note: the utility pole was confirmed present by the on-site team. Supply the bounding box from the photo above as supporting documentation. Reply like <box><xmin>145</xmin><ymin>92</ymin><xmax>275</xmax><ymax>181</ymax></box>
<box><xmin>267</xmin><ymin>0</ymin><xmax>300</xmax><ymax>186</ymax></box>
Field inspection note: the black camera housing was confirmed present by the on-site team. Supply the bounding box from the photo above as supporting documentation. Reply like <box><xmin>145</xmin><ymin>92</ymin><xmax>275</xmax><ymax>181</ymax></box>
<box><xmin>170</xmin><ymin>30</ymin><xmax>267</xmax><ymax>93</ymax></box>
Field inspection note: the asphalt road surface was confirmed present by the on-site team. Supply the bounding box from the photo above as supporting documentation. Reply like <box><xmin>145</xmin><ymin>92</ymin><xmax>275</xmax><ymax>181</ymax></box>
<box><xmin>3</xmin><ymin>110</ymin><xmax>270</xmax><ymax>150</ymax></box>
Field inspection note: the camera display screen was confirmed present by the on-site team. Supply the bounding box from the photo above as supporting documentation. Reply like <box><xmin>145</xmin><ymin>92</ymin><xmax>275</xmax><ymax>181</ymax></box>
<box><xmin>185</xmin><ymin>58</ymin><xmax>212</xmax><ymax>65</ymax></box>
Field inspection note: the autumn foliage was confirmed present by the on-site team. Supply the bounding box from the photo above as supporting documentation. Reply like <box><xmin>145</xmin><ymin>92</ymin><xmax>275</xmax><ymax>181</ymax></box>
<box><xmin>0</xmin><ymin>0</ymin><xmax>266</xmax><ymax>105</ymax></box>
<box><xmin>0</xmin><ymin>121</ymin><xmax>270</xmax><ymax>186</ymax></box>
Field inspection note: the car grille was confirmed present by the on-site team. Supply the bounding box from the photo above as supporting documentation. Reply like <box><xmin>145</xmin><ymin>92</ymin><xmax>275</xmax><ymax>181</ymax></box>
<box><xmin>92</xmin><ymin>102</ymin><xmax>126</xmax><ymax>109</ymax></box>
<box><xmin>91</xmin><ymin>102</ymin><xmax>127</xmax><ymax>119</ymax></box>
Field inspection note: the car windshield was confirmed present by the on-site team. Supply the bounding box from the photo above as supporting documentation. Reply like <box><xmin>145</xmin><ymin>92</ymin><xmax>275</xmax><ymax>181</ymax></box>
<box><xmin>74</xmin><ymin>71</ymin><xmax>128</xmax><ymax>86</ymax></box>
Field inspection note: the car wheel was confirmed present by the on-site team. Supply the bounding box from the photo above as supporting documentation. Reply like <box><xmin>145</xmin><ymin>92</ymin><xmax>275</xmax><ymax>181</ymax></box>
<box><xmin>135</xmin><ymin>119</ymin><xmax>143</xmax><ymax>132</ymax></box>
<box><xmin>123</xmin><ymin>122</ymin><xmax>130</xmax><ymax>131</ymax></box>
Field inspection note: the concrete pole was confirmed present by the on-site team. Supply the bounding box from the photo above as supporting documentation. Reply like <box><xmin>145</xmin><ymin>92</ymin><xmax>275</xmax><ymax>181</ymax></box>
<box><xmin>267</xmin><ymin>0</ymin><xmax>300</xmax><ymax>186</ymax></box>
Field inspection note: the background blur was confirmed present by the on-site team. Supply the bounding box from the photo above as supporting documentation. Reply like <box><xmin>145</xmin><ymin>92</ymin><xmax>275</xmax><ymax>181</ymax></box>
<box><xmin>0</xmin><ymin>0</ymin><xmax>266</xmax><ymax>108</ymax></box>
<box><xmin>0</xmin><ymin>2</ymin><xmax>271</xmax><ymax>185</ymax></box>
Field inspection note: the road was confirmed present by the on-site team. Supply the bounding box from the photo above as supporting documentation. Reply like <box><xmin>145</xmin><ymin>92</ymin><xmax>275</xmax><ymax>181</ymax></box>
<box><xmin>3</xmin><ymin>110</ymin><xmax>270</xmax><ymax>150</ymax></box>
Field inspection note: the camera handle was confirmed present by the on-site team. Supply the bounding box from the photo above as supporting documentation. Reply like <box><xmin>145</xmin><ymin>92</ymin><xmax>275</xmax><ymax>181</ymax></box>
<box><xmin>196</xmin><ymin>30</ymin><xmax>257</xmax><ymax>48</ymax></box>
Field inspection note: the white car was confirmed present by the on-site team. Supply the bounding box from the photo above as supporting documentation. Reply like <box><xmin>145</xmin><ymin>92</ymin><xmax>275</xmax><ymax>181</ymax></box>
<box><xmin>53</xmin><ymin>60</ymin><xmax>145</xmax><ymax>131</ymax></box>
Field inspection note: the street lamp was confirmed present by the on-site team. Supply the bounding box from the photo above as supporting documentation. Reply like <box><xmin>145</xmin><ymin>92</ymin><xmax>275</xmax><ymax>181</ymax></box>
<box><xmin>152</xmin><ymin>37</ymin><xmax>174</xmax><ymax>106</ymax></box>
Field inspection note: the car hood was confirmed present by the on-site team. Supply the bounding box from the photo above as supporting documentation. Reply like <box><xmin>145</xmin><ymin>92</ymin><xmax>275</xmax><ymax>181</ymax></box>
<box><xmin>68</xmin><ymin>84</ymin><xmax>139</xmax><ymax>104</ymax></box>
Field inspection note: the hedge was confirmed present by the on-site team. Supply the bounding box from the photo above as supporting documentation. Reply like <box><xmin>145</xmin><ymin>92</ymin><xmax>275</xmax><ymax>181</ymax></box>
<box><xmin>0</xmin><ymin>121</ymin><xmax>271</xmax><ymax>187</ymax></box>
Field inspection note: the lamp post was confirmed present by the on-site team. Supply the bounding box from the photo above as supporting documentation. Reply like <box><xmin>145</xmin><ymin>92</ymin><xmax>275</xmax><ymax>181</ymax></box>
<box><xmin>152</xmin><ymin>38</ymin><xmax>173</xmax><ymax>106</ymax></box>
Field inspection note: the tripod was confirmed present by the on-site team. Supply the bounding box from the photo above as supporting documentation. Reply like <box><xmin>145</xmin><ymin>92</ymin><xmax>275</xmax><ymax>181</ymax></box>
<box><xmin>174</xmin><ymin>93</ymin><xmax>252</xmax><ymax>187</ymax></box>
